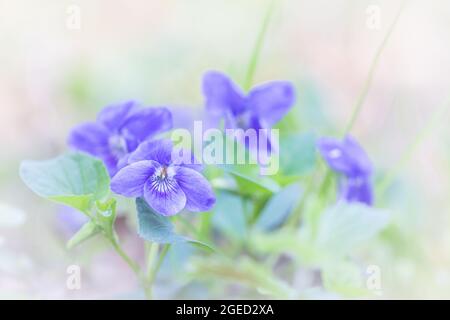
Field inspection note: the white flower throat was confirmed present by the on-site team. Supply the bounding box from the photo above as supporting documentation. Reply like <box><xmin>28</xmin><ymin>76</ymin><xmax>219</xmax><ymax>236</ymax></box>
<box><xmin>151</xmin><ymin>166</ymin><xmax>176</xmax><ymax>194</ymax></box>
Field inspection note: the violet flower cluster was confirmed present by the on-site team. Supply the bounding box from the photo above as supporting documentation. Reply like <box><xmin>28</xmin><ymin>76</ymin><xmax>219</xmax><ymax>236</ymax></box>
<box><xmin>68</xmin><ymin>100</ymin><xmax>172</xmax><ymax>176</ymax></box>
<box><xmin>68</xmin><ymin>71</ymin><xmax>376</xmax><ymax>216</ymax></box>
<box><xmin>68</xmin><ymin>101</ymin><xmax>214</xmax><ymax>216</ymax></box>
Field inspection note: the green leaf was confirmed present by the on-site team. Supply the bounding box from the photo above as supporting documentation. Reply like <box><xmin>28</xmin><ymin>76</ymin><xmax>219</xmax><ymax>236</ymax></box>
<box><xmin>279</xmin><ymin>132</ymin><xmax>317</xmax><ymax>176</ymax></box>
<box><xmin>255</xmin><ymin>183</ymin><xmax>302</xmax><ymax>231</ymax></box>
<box><xmin>66</xmin><ymin>220</ymin><xmax>100</xmax><ymax>249</ymax></box>
<box><xmin>212</xmin><ymin>191</ymin><xmax>247</xmax><ymax>242</ymax></box>
<box><xmin>186</xmin><ymin>240</ymin><xmax>216</xmax><ymax>253</ymax></box>
<box><xmin>221</xmin><ymin>166</ymin><xmax>280</xmax><ymax>195</ymax></box>
<box><xmin>19</xmin><ymin>153</ymin><xmax>110</xmax><ymax>212</ymax></box>
<box><xmin>51</xmin><ymin>195</ymin><xmax>93</xmax><ymax>212</ymax></box>
<box><xmin>314</xmin><ymin>202</ymin><xmax>390</xmax><ymax>257</ymax></box>
<box><xmin>212</xmin><ymin>131</ymin><xmax>279</xmax><ymax>195</ymax></box>
<box><xmin>136</xmin><ymin>198</ymin><xmax>214</xmax><ymax>251</ymax></box>
<box><xmin>136</xmin><ymin>198</ymin><xmax>185</xmax><ymax>244</ymax></box>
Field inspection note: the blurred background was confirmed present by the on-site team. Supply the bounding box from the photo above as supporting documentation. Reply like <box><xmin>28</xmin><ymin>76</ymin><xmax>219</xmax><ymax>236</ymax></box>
<box><xmin>1</xmin><ymin>0</ymin><xmax>450</xmax><ymax>299</ymax></box>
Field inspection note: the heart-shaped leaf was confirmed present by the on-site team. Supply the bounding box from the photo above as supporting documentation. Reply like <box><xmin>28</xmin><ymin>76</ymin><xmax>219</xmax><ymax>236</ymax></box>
<box><xmin>136</xmin><ymin>198</ymin><xmax>185</xmax><ymax>244</ymax></box>
<box><xmin>136</xmin><ymin>198</ymin><xmax>214</xmax><ymax>251</ymax></box>
<box><xmin>20</xmin><ymin>153</ymin><xmax>110</xmax><ymax>213</ymax></box>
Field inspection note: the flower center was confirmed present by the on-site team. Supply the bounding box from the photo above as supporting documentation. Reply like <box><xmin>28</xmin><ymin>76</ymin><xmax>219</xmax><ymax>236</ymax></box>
<box><xmin>108</xmin><ymin>134</ymin><xmax>128</xmax><ymax>159</ymax></box>
<box><xmin>151</xmin><ymin>166</ymin><xmax>177</xmax><ymax>194</ymax></box>
<box><xmin>155</xmin><ymin>166</ymin><xmax>174</xmax><ymax>180</ymax></box>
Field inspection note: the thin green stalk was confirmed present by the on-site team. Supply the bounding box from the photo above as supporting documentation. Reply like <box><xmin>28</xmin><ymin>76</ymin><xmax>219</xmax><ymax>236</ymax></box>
<box><xmin>344</xmin><ymin>0</ymin><xmax>407</xmax><ymax>134</ymax></box>
<box><xmin>199</xmin><ymin>212</ymin><xmax>213</xmax><ymax>241</ymax></box>
<box><xmin>143</xmin><ymin>242</ymin><xmax>159</xmax><ymax>299</ymax></box>
<box><xmin>287</xmin><ymin>169</ymin><xmax>319</xmax><ymax>226</ymax></box>
<box><xmin>95</xmin><ymin>201</ymin><xmax>146</xmax><ymax>297</ymax></box>
<box><xmin>177</xmin><ymin>215</ymin><xmax>199</xmax><ymax>236</ymax></box>
<box><xmin>152</xmin><ymin>244</ymin><xmax>171</xmax><ymax>280</ymax></box>
<box><xmin>377</xmin><ymin>96</ymin><xmax>450</xmax><ymax>196</ymax></box>
<box><xmin>109</xmin><ymin>237</ymin><xmax>141</xmax><ymax>277</ymax></box>
<box><xmin>145</xmin><ymin>243</ymin><xmax>159</xmax><ymax>279</ymax></box>
<box><xmin>244</xmin><ymin>0</ymin><xmax>277</xmax><ymax>90</ymax></box>
<box><xmin>144</xmin><ymin>243</ymin><xmax>172</xmax><ymax>299</ymax></box>
<box><xmin>287</xmin><ymin>1</ymin><xmax>408</xmax><ymax>228</ymax></box>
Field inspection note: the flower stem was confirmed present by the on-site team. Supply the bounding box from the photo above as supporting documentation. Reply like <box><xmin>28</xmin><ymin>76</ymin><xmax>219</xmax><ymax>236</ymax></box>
<box><xmin>343</xmin><ymin>0</ymin><xmax>406</xmax><ymax>135</ymax></box>
<box><xmin>244</xmin><ymin>0</ymin><xmax>277</xmax><ymax>90</ymax></box>
<box><xmin>109</xmin><ymin>236</ymin><xmax>141</xmax><ymax>278</ymax></box>
<box><xmin>142</xmin><ymin>242</ymin><xmax>159</xmax><ymax>299</ymax></box>
<box><xmin>143</xmin><ymin>243</ymin><xmax>172</xmax><ymax>299</ymax></box>
<box><xmin>145</xmin><ymin>243</ymin><xmax>159</xmax><ymax>279</ymax></box>
<box><xmin>289</xmin><ymin>1</ymin><xmax>407</xmax><ymax>226</ymax></box>
<box><xmin>153</xmin><ymin>244</ymin><xmax>171</xmax><ymax>278</ymax></box>
<box><xmin>287</xmin><ymin>169</ymin><xmax>320</xmax><ymax>226</ymax></box>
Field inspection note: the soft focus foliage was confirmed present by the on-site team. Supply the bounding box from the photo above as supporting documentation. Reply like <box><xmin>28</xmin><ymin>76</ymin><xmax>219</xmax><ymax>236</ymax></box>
<box><xmin>1</xmin><ymin>0</ymin><xmax>450</xmax><ymax>299</ymax></box>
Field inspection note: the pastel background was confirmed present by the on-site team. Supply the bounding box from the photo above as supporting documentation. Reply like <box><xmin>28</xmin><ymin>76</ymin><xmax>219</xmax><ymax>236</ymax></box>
<box><xmin>1</xmin><ymin>0</ymin><xmax>449</xmax><ymax>299</ymax></box>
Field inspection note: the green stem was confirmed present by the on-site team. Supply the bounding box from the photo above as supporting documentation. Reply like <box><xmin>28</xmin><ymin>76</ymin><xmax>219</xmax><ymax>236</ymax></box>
<box><xmin>152</xmin><ymin>244</ymin><xmax>171</xmax><ymax>279</ymax></box>
<box><xmin>244</xmin><ymin>0</ymin><xmax>277</xmax><ymax>90</ymax></box>
<box><xmin>143</xmin><ymin>242</ymin><xmax>159</xmax><ymax>299</ymax></box>
<box><xmin>343</xmin><ymin>0</ymin><xmax>406</xmax><ymax>134</ymax></box>
<box><xmin>289</xmin><ymin>1</ymin><xmax>407</xmax><ymax>226</ymax></box>
<box><xmin>288</xmin><ymin>160</ymin><xmax>331</xmax><ymax>227</ymax></box>
<box><xmin>177</xmin><ymin>215</ymin><xmax>199</xmax><ymax>236</ymax></box>
<box><xmin>109</xmin><ymin>237</ymin><xmax>141</xmax><ymax>277</ymax></box>
<box><xmin>287</xmin><ymin>170</ymin><xmax>319</xmax><ymax>226</ymax></box>
<box><xmin>144</xmin><ymin>243</ymin><xmax>172</xmax><ymax>299</ymax></box>
<box><xmin>145</xmin><ymin>243</ymin><xmax>159</xmax><ymax>279</ymax></box>
<box><xmin>199</xmin><ymin>212</ymin><xmax>212</xmax><ymax>241</ymax></box>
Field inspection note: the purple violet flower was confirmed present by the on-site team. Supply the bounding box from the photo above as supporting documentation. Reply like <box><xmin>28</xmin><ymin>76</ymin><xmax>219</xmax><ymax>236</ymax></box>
<box><xmin>68</xmin><ymin>101</ymin><xmax>173</xmax><ymax>176</ymax></box>
<box><xmin>317</xmin><ymin>135</ymin><xmax>374</xmax><ymax>205</ymax></box>
<box><xmin>110</xmin><ymin>139</ymin><xmax>215</xmax><ymax>216</ymax></box>
<box><xmin>202</xmin><ymin>71</ymin><xmax>296</xmax><ymax>150</ymax></box>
